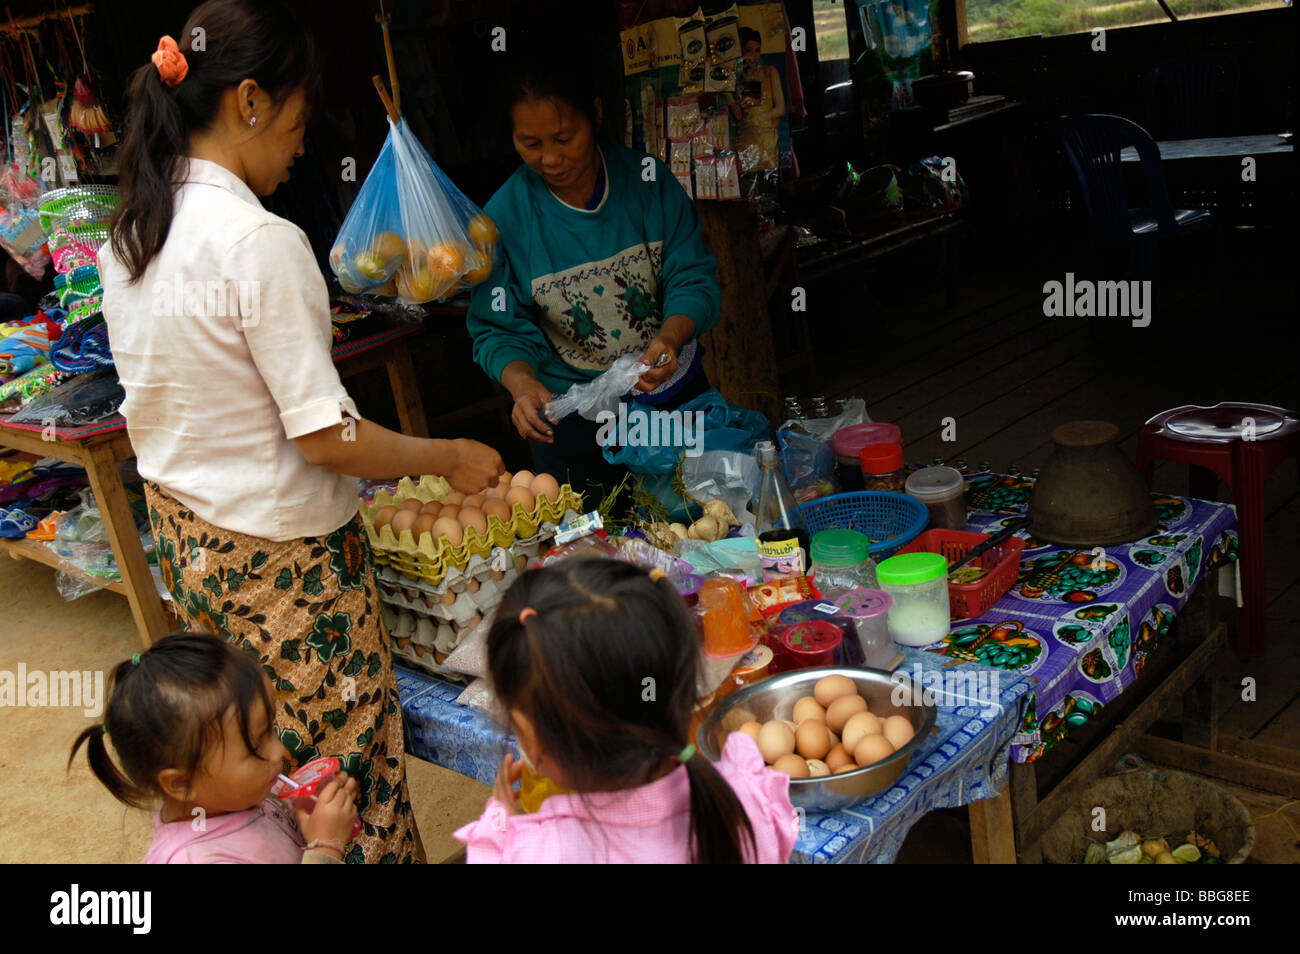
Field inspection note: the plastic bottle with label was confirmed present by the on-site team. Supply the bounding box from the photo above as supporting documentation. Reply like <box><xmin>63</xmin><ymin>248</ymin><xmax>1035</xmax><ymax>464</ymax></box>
<box><xmin>754</xmin><ymin>440</ymin><xmax>811</xmax><ymax>579</ymax></box>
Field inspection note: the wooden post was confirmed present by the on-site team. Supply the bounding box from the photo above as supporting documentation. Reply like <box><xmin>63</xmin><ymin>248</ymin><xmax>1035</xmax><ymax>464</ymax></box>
<box><xmin>968</xmin><ymin>785</ymin><xmax>1017</xmax><ymax>864</ymax></box>
<box><xmin>698</xmin><ymin>202</ymin><xmax>782</xmax><ymax>430</ymax></box>
<box><xmin>1010</xmin><ymin>762</ymin><xmax>1043</xmax><ymax>863</ymax></box>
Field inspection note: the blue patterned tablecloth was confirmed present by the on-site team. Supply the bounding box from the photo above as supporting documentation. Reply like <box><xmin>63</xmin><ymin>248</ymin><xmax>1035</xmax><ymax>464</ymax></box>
<box><xmin>951</xmin><ymin>477</ymin><xmax>1237</xmax><ymax>762</ymax></box>
<box><xmin>397</xmin><ymin>651</ymin><xmax>1033</xmax><ymax>864</ymax></box>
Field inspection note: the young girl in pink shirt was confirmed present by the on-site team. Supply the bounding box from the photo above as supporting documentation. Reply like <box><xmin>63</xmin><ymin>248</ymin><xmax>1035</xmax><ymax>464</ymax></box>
<box><xmin>70</xmin><ymin>633</ymin><xmax>360</xmax><ymax>863</ymax></box>
<box><xmin>455</xmin><ymin>560</ymin><xmax>798</xmax><ymax>863</ymax></box>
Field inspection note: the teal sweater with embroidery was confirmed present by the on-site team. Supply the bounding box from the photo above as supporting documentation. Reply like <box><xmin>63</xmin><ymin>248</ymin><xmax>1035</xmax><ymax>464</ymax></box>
<box><xmin>466</xmin><ymin>144</ymin><xmax>720</xmax><ymax>395</ymax></box>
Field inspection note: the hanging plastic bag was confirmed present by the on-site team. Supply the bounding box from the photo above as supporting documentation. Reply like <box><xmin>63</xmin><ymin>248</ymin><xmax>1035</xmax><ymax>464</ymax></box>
<box><xmin>776</xmin><ymin>427</ymin><xmax>839</xmax><ymax>503</ymax></box>
<box><xmin>546</xmin><ymin>354</ymin><xmax>651</xmax><ymax>423</ymax></box>
<box><xmin>329</xmin><ymin>118</ymin><xmax>498</xmax><ymax>305</ymax></box>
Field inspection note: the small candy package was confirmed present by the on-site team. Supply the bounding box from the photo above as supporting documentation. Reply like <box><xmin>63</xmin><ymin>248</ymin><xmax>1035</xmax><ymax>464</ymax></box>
<box><xmin>746</xmin><ymin>575</ymin><xmax>822</xmax><ymax>620</ymax></box>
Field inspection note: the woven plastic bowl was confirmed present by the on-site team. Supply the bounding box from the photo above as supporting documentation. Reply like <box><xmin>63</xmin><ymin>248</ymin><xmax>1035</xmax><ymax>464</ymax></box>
<box><xmin>795</xmin><ymin>491</ymin><xmax>929</xmax><ymax>560</ymax></box>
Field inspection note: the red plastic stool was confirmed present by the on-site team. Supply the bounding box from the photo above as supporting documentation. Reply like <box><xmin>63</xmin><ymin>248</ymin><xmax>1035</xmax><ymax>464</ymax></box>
<box><xmin>1136</xmin><ymin>402</ymin><xmax>1300</xmax><ymax>656</ymax></box>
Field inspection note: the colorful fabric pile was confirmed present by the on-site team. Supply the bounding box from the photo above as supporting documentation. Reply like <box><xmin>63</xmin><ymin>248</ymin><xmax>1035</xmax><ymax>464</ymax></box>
<box><xmin>37</xmin><ymin>186</ymin><xmax>119</xmax><ymax>374</ymax></box>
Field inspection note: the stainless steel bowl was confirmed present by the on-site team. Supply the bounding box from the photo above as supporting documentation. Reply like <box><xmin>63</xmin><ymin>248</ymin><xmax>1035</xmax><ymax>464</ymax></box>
<box><xmin>697</xmin><ymin>667</ymin><xmax>937</xmax><ymax>813</ymax></box>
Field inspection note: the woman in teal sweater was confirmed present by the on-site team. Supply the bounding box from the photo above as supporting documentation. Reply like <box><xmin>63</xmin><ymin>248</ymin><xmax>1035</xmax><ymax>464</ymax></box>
<box><xmin>467</xmin><ymin>53</ymin><xmax>721</xmax><ymax>503</ymax></box>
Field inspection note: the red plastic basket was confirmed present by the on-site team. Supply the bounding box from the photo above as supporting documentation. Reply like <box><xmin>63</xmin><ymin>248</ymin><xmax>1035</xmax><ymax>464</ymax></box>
<box><xmin>897</xmin><ymin>529</ymin><xmax>1025</xmax><ymax>620</ymax></box>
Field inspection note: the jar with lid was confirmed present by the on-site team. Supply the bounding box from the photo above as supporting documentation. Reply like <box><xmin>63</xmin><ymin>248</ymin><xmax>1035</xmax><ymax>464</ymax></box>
<box><xmin>833</xmin><ymin>587</ymin><xmax>894</xmax><ymax>666</ymax></box>
<box><xmin>832</xmin><ymin>422</ymin><xmax>902</xmax><ymax>491</ymax></box>
<box><xmin>809</xmin><ymin>528</ymin><xmax>877</xmax><ymax>597</ymax></box>
<box><xmin>905</xmin><ymin>465</ymin><xmax>967</xmax><ymax>530</ymax></box>
<box><xmin>859</xmin><ymin>442</ymin><xmax>906</xmax><ymax>492</ymax></box>
<box><xmin>875</xmin><ymin>553</ymin><xmax>951</xmax><ymax>647</ymax></box>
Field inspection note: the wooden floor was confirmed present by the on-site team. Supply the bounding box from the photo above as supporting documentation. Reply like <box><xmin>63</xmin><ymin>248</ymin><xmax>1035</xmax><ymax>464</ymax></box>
<box><xmin>791</xmin><ymin>228</ymin><xmax>1300</xmax><ymax>780</ymax></box>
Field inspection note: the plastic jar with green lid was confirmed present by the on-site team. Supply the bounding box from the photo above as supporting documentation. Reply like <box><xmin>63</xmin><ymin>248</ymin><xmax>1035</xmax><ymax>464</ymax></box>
<box><xmin>875</xmin><ymin>552</ymin><xmax>951</xmax><ymax>646</ymax></box>
<box><xmin>809</xmin><ymin>528</ymin><xmax>877</xmax><ymax>596</ymax></box>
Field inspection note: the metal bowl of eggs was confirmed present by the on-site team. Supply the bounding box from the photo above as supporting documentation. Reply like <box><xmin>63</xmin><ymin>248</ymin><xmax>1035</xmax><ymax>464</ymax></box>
<box><xmin>696</xmin><ymin>667</ymin><xmax>937</xmax><ymax>813</ymax></box>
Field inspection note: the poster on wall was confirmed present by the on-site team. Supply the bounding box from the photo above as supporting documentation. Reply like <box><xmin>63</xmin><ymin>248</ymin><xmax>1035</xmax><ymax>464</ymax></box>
<box><xmin>619</xmin><ymin>2</ymin><xmax>792</xmax><ymax>198</ymax></box>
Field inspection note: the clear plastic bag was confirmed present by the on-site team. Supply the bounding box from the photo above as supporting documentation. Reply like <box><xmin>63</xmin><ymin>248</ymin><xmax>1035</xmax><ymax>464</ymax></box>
<box><xmin>681</xmin><ymin>450</ymin><xmax>760</xmax><ymax>534</ymax></box>
<box><xmin>781</xmin><ymin>397</ymin><xmax>868</xmax><ymax>441</ymax></box>
<box><xmin>776</xmin><ymin>427</ymin><xmax>839</xmax><ymax>503</ymax></box>
<box><xmin>546</xmin><ymin>354</ymin><xmax>651</xmax><ymax>423</ymax></box>
<box><xmin>329</xmin><ymin>118</ymin><xmax>498</xmax><ymax>305</ymax></box>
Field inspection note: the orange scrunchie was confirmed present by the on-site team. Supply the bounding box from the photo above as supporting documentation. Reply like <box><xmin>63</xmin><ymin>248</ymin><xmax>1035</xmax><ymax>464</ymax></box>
<box><xmin>151</xmin><ymin>35</ymin><xmax>189</xmax><ymax>87</ymax></box>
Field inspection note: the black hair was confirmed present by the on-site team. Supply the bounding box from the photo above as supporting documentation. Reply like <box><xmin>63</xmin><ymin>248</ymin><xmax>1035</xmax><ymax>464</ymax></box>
<box><xmin>739</xmin><ymin>27</ymin><xmax>762</xmax><ymax>48</ymax></box>
<box><xmin>69</xmin><ymin>632</ymin><xmax>276</xmax><ymax>809</ymax></box>
<box><xmin>488</xmin><ymin>560</ymin><xmax>757</xmax><ymax>864</ymax></box>
<box><xmin>497</xmin><ymin>28</ymin><xmax>606</xmax><ymax>139</ymax></box>
<box><xmin>109</xmin><ymin>0</ymin><xmax>321</xmax><ymax>283</ymax></box>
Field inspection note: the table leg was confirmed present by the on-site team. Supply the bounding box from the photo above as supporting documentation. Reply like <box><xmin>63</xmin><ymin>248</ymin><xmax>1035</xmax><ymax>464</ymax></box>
<box><xmin>385</xmin><ymin>351</ymin><xmax>429</xmax><ymax>438</ymax></box>
<box><xmin>969</xmin><ymin>784</ymin><xmax>1017</xmax><ymax>864</ymax></box>
<box><xmin>1011</xmin><ymin>761</ymin><xmax>1043</xmax><ymax>863</ymax></box>
<box><xmin>84</xmin><ymin>441</ymin><xmax>170</xmax><ymax>648</ymax></box>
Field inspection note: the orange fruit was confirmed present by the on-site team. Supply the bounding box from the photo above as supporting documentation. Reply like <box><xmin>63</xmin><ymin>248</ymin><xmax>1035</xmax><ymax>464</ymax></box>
<box><xmin>426</xmin><ymin>241</ymin><xmax>467</xmax><ymax>285</ymax></box>
<box><xmin>329</xmin><ymin>243</ymin><xmax>346</xmax><ymax>272</ymax></box>
<box><xmin>463</xmin><ymin>249</ymin><xmax>493</xmax><ymax>285</ymax></box>
<box><xmin>372</xmin><ymin>231</ymin><xmax>406</xmax><ymax>264</ymax></box>
<box><xmin>354</xmin><ymin>250</ymin><xmax>389</xmax><ymax>280</ymax></box>
<box><xmin>371</xmin><ymin>278</ymin><xmax>398</xmax><ymax>297</ymax></box>
<box><xmin>468</xmin><ymin>214</ymin><xmax>498</xmax><ymax>248</ymax></box>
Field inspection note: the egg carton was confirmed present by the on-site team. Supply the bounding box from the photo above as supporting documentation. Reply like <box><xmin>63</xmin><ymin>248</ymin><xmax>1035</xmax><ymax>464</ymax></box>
<box><xmin>362</xmin><ymin>476</ymin><xmax>583</xmax><ymax>585</ymax></box>
<box><xmin>380</xmin><ymin>571</ymin><xmax>515</xmax><ymax>627</ymax></box>
<box><xmin>377</xmin><ymin>546</ymin><xmax>522</xmax><ymax>598</ymax></box>
<box><xmin>383</xmin><ymin>601</ymin><xmax>481</xmax><ymax>675</ymax></box>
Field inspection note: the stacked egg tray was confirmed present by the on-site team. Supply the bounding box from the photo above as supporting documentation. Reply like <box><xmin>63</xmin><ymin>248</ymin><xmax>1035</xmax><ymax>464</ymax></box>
<box><xmin>379</xmin><ymin>551</ymin><xmax>523</xmax><ymax>679</ymax></box>
<box><xmin>361</xmin><ymin>474</ymin><xmax>584</xmax><ymax>586</ymax></box>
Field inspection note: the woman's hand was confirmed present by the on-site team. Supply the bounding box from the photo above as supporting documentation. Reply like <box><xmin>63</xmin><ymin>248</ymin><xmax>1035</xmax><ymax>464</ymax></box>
<box><xmin>502</xmin><ymin>363</ymin><xmax>555</xmax><ymax>444</ymax></box>
<box><xmin>295</xmin><ymin>772</ymin><xmax>360</xmax><ymax>850</ymax></box>
<box><xmin>636</xmin><ymin>337</ymin><xmax>679</xmax><ymax>392</ymax></box>
<box><xmin>493</xmin><ymin>753</ymin><xmax>524</xmax><ymax>816</ymax></box>
<box><xmin>443</xmin><ymin>439</ymin><xmax>506</xmax><ymax>493</ymax></box>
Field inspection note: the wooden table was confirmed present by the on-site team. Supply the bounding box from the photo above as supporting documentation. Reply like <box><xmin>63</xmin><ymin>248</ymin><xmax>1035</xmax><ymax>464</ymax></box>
<box><xmin>1120</xmin><ymin>133</ymin><xmax>1294</xmax><ymax>162</ymax></box>
<box><xmin>0</xmin><ymin>320</ymin><xmax>429</xmax><ymax>648</ymax></box>
<box><xmin>968</xmin><ymin>583</ymin><xmax>1228</xmax><ymax>863</ymax></box>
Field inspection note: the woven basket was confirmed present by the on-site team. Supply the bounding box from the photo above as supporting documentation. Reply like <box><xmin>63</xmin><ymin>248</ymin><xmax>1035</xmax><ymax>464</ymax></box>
<box><xmin>1042</xmin><ymin>757</ymin><xmax>1255</xmax><ymax>864</ymax></box>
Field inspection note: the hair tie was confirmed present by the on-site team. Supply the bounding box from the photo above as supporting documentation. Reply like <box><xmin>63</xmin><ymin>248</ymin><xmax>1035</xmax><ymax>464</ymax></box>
<box><xmin>151</xmin><ymin>35</ymin><xmax>189</xmax><ymax>87</ymax></box>
<box><xmin>649</xmin><ymin>568</ymin><xmax>667</xmax><ymax>582</ymax></box>
<box><xmin>675</xmin><ymin>744</ymin><xmax>696</xmax><ymax>763</ymax></box>
<box><xmin>101</xmin><ymin>724</ymin><xmax>109</xmax><ymax>736</ymax></box>
<box><xmin>519</xmin><ymin>607</ymin><xmax>537</xmax><ymax>625</ymax></box>
<box><xmin>131</xmin><ymin>652</ymin><xmax>141</xmax><ymax>667</ymax></box>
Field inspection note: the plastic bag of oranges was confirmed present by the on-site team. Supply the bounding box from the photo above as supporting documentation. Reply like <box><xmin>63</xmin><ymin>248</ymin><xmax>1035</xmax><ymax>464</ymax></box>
<box><xmin>329</xmin><ymin>118</ymin><xmax>499</xmax><ymax>304</ymax></box>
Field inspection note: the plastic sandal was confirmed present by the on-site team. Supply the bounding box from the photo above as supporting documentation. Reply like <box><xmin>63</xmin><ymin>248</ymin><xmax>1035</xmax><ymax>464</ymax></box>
<box><xmin>0</xmin><ymin>507</ymin><xmax>38</xmax><ymax>538</ymax></box>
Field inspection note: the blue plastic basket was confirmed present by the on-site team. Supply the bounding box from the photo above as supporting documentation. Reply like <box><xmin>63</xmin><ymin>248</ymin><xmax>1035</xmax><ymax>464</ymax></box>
<box><xmin>794</xmin><ymin>491</ymin><xmax>929</xmax><ymax>560</ymax></box>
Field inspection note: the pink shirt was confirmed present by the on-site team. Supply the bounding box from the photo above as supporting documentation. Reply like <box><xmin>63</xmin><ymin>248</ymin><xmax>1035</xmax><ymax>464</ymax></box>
<box><xmin>454</xmin><ymin>732</ymin><xmax>798</xmax><ymax>863</ymax></box>
<box><xmin>144</xmin><ymin>798</ymin><xmax>305</xmax><ymax>864</ymax></box>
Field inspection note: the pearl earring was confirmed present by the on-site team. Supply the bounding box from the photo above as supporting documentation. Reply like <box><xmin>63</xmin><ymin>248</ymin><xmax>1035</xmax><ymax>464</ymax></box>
<box><xmin>249</xmin><ymin>116</ymin><xmax>257</xmax><ymax>127</ymax></box>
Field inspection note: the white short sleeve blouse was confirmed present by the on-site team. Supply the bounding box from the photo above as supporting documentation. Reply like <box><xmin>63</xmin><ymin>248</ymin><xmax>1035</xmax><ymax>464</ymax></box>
<box><xmin>100</xmin><ymin>158</ymin><xmax>360</xmax><ymax>541</ymax></box>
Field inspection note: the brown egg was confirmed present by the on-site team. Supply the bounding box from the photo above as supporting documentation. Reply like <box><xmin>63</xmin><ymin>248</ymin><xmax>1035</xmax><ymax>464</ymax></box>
<box><xmin>440</xmin><ymin>504</ymin><xmax>460</xmax><ymax>521</ymax></box>
<box><xmin>432</xmin><ymin>517</ymin><xmax>463</xmax><ymax>547</ymax></box>
<box><xmin>841</xmin><ymin>711</ymin><xmax>884</xmax><ymax>754</ymax></box>
<box><xmin>505</xmin><ymin>486</ymin><xmax>536</xmax><ymax>513</ymax></box>
<box><xmin>772</xmin><ymin>753</ymin><xmax>811</xmax><ymax>778</ymax></box>
<box><xmin>756</xmin><ymin>720</ymin><xmax>796</xmax><ymax>764</ymax></box>
<box><xmin>482</xmin><ymin>498</ymin><xmax>511</xmax><ymax>525</ymax></box>
<box><xmin>372</xmin><ymin>506</ymin><xmax>398</xmax><ymax>531</ymax></box>
<box><xmin>400</xmin><ymin>498</ymin><xmax>424</xmax><ymax>512</ymax></box>
<box><xmin>458</xmin><ymin>506</ymin><xmax>488</xmax><ymax>536</ymax></box>
<box><xmin>814</xmin><ymin>674</ymin><xmax>858</xmax><ymax>708</ymax></box>
<box><xmin>794</xmin><ymin>720</ymin><xmax>832</xmax><ymax>760</ymax></box>
<box><xmin>826</xmin><ymin>694</ymin><xmax>869</xmax><ymax>733</ymax></box>
<box><xmin>484</xmin><ymin>485</ymin><xmax>508</xmax><ymax>500</ymax></box>
<box><xmin>389</xmin><ymin>510</ymin><xmax>418</xmax><ymax>535</ymax></box>
<box><xmin>824</xmin><ymin>743</ymin><xmax>854</xmax><ymax>772</ymax></box>
<box><xmin>414</xmin><ymin>513</ymin><xmax>437</xmax><ymax>539</ymax></box>
<box><xmin>420</xmin><ymin>500</ymin><xmax>443</xmax><ymax>517</ymax></box>
<box><xmin>444</xmin><ymin>491</ymin><xmax>466</xmax><ymax>506</ymax></box>
<box><xmin>854</xmin><ymin>734</ymin><xmax>896</xmax><ymax>767</ymax></box>
<box><xmin>792</xmin><ymin>696</ymin><xmax>826</xmax><ymax>724</ymax></box>
<box><xmin>530</xmin><ymin>472</ymin><xmax>561</xmax><ymax>504</ymax></box>
<box><xmin>510</xmin><ymin>470</ymin><xmax>535</xmax><ymax>488</ymax></box>
<box><xmin>834</xmin><ymin>761</ymin><xmax>861</xmax><ymax>774</ymax></box>
<box><xmin>462</xmin><ymin>494</ymin><xmax>486</xmax><ymax>510</ymax></box>
<box><xmin>806</xmin><ymin>759</ymin><xmax>831</xmax><ymax>777</ymax></box>
<box><xmin>497</xmin><ymin>472</ymin><xmax>512</xmax><ymax>487</ymax></box>
<box><xmin>883</xmin><ymin>714</ymin><xmax>916</xmax><ymax>750</ymax></box>
<box><xmin>738</xmin><ymin>721</ymin><xmax>763</xmax><ymax>742</ymax></box>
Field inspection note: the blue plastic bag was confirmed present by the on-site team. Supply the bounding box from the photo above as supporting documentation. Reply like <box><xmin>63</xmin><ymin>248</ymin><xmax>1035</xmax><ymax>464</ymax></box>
<box><xmin>776</xmin><ymin>427</ymin><xmax>840</xmax><ymax>502</ymax></box>
<box><xmin>330</xmin><ymin>118</ymin><xmax>496</xmax><ymax>304</ymax></box>
<box><xmin>602</xmin><ymin>388</ymin><xmax>770</xmax><ymax>476</ymax></box>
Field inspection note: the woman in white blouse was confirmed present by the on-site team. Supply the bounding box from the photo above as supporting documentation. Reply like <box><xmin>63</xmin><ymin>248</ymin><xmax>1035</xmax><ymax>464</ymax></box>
<box><xmin>99</xmin><ymin>0</ymin><xmax>501</xmax><ymax>863</ymax></box>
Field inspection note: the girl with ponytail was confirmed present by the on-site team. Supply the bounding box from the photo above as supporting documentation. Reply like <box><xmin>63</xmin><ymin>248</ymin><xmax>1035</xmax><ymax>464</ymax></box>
<box><xmin>100</xmin><ymin>0</ymin><xmax>507</xmax><ymax>864</ymax></box>
<box><xmin>454</xmin><ymin>560</ymin><xmax>798</xmax><ymax>863</ymax></box>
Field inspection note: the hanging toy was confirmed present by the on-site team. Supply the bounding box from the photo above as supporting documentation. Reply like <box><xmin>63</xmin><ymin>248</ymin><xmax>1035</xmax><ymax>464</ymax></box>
<box><xmin>69</xmin><ymin>76</ymin><xmax>111</xmax><ymax>135</ymax></box>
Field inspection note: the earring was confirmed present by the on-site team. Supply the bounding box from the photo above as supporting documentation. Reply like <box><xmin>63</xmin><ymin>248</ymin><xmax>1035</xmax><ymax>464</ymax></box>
<box><xmin>249</xmin><ymin>116</ymin><xmax>257</xmax><ymax>127</ymax></box>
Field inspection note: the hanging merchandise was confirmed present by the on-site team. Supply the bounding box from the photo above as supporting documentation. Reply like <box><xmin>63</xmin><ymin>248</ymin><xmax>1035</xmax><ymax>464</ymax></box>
<box><xmin>329</xmin><ymin>52</ymin><xmax>498</xmax><ymax>305</ymax></box>
<box><xmin>63</xmin><ymin>9</ymin><xmax>117</xmax><ymax>146</ymax></box>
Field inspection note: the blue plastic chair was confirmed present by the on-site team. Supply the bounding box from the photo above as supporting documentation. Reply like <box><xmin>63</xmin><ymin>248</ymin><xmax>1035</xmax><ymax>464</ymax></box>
<box><xmin>1059</xmin><ymin>114</ymin><xmax>1216</xmax><ymax>281</ymax></box>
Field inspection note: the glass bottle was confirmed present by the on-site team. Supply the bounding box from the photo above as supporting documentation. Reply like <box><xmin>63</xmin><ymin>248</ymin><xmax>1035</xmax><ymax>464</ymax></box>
<box><xmin>755</xmin><ymin>441</ymin><xmax>811</xmax><ymax>579</ymax></box>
